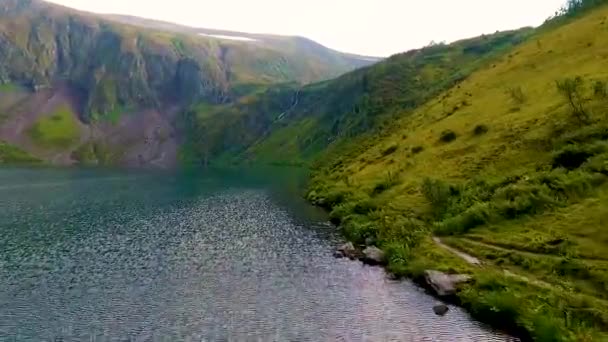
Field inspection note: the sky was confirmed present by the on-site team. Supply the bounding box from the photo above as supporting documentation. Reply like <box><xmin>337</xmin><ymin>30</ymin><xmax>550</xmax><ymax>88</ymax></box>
<box><xmin>45</xmin><ymin>0</ymin><xmax>567</xmax><ymax>57</ymax></box>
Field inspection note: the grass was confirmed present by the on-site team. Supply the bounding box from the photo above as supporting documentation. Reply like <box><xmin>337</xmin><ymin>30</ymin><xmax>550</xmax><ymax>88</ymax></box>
<box><xmin>304</xmin><ymin>4</ymin><xmax>608</xmax><ymax>340</ymax></box>
<box><xmin>194</xmin><ymin>27</ymin><xmax>533</xmax><ymax>164</ymax></box>
<box><xmin>0</xmin><ymin>141</ymin><xmax>41</xmax><ymax>164</ymax></box>
<box><xmin>28</xmin><ymin>105</ymin><xmax>80</xmax><ymax>148</ymax></box>
<box><xmin>0</xmin><ymin>83</ymin><xmax>19</xmax><ymax>92</ymax></box>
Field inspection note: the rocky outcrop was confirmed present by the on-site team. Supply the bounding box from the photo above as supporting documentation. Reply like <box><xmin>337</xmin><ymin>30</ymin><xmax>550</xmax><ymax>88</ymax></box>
<box><xmin>424</xmin><ymin>270</ymin><xmax>473</xmax><ymax>297</ymax></box>
<box><xmin>361</xmin><ymin>246</ymin><xmax>386</xmax><ymax>266</ymax></box>
<box><xmin>335</xmin><ymin>242</ymin><xmax>360</xmax><ymax>260</ymax></box>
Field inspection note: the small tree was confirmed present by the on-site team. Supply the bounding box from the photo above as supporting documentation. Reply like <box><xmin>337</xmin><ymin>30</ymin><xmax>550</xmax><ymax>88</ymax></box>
<box><xmin>556</xmin><ymin>77</ymin><xmax>590</xmax><ymax>124</ymax></box>
<box><xmin>507</xmin><ymin>86</ymin><xmax>527</xmax><ymax>105</ymax></box>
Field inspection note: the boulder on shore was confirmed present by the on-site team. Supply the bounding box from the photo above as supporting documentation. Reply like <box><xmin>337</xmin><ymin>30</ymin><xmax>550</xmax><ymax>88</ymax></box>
<box><xmin>361</xmin><ymin>246</ymin><xmax>386</xmax><ymax>266</ymax></box>
<box><xmin>336</xmin><ymin>242</ymin><xmax>358</xmax><ymax>259</ymax></box>
<box><xmin>433</xmin><ymin>304</ymin><xmax>449</xmax><ymax>316</ymax></box>
<box><xmin>424</xmin><ymin>270</ymin><xmax>472</xmax><ymax>297</ymax></box>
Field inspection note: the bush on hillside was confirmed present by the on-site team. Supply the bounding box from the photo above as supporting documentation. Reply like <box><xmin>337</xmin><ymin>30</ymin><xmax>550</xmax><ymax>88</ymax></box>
<box><xmin>427</xmin><ymin>167</ymin><xmax>603</xmax><ymax>236</ymax></box>
<box><xmin>553</xmin><ymin>145</ymin><xmax>597</xmax><ymax>169</ymax></box>
<box><xmin>473</xmin><ymin>124</ymin><xmax>489</xmax><ymax>136</ymax></box>
<box><xmin>421</xmin><ymin>178</ymin><xmax>453</xmax><ymax>219</ymax></box>
<box><xmin>372</xmin><ymin>171</ymin><xmax>400</xmax><ymax>195</ymax></box>
<box><xmin>381</xmin><ymin>144</ymin><xmax>399</xmax><ymax>157</ymax></box>
<box><xmin>556</xmin><ymin>76</ymin><xmax>590</xmax><ymax>124</ymax></box>
<box><xmin>439</xmin><ymin>130</ymin><xmax>458</xmax><ymax>143</ymax></box>
<box><xmin>411</xmin><ymin>145</ymin><xmax>425</xmax><ymax>154</ymax></box>
<box><xmin>507</xmin><ymin>86</ymin><xmax>527</xmax><ymax>105</ymax></box>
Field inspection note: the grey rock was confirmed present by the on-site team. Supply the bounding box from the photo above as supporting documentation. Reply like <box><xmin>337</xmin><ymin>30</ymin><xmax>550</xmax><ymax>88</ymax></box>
<box><xmin>424</xmin><ymin>270</ymin><xmax>472</xmax><ymax>297</ymax></box>
<box><xmin>333</xmin><ymin>250</ymin><xmax>345</xmax><ymax>258</ymax></box>
<box><xmin>433</xmin><ymin>304</ymin><xmax>449</xmax><ymax>316</ymax></box>
<box><xmin>337</xmin><ymin>242</ymin><xmax>357</xmax><ymax>259</ymax></box>
<box><xmin>361</xmin><ymin>246</ymin><xmax>386</xmax><ymax>266</ymax></box>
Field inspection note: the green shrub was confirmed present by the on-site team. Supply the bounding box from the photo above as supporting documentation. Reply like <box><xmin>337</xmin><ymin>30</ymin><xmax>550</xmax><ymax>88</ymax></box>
<box><xmin>421</xmin><ymin>178</ymin><xmax>452</xmax><ymax>219</ymax></box>
<box><xmin>531</xmin><ymin>316</ymin><xmax>564</xmax><ymax>342</ymax></box>
<box><xmin>493</xmin><ymin>183</ymin><xmax>557</xmax><ymax>218</ymax></box>
<box><xmin>462</xmin><ymin>287</ymin><xmax>522</xmax><ymax>330</ymax></box>
<box><xmin>372</xmin><ymin>171</ymin><xmax>400</xmax><ymax>194</ymax></box>
<box><xmin>552</xmin><ymin>142</ymin><xmax>607</xmax><ymax>170</ymax></box>
<box><xmin>378</xmin><ymin>216</ymin><xmax>427</xmax><ymax>246</ymax></box>
<box><xmin>384</xmin><ymin>241</ymin><xmax>414</xmax><ymax>272</ymax></box>
<box><xmin>352</xmin><ymin>199</ymin><xmax>378</xmax><ymax>215</ymax></box>
<box><xmin>381</xmin><ymin>144</ymin><xmax>399</xmax><ymax>157</ymax></box>
<box><xmin>328</xmin><ymin>203</ymin><xmax>353</xmax><ymax>224</ymax></box>
<box><xmin>342</xmin><ymin>215</ymin><xmax>377</xmax><ymax>244</ymax></box>
<box><xmin>0</xmin><ymin>142</ymin><xmax>41</xmax><ymax>164</ymax></box>
<box><xmin>472</xmin><ymin>124</ymin><xmax>489</xmax><ymax>136</ymax></box>
<box><xmin>507</xmin><ymin>86</ymin><xmax>527</xmax><ymax>105</ymax></box>
<box><xmin>411</xmin><ymin>145</ymin><xmax>424</xmax><ymax>154</ymax></box>
<box><xmin>556</xmin><ymin>76</ymin><xmax>590</xmax><ymax>124</ymax></box>
<box><xmin>439</xmin><ymin>130</ymin><xmax>458</xmax><ymax>143</ymax></box>
<box><xmin>435</xmin><ymin>202</ymin><xmax>493</xmax><ymax>235</ymax></box>
<box><xmin>426</xmin><ymin>168</ymin><xmax>603</xmax><ymax>235</ymax></box>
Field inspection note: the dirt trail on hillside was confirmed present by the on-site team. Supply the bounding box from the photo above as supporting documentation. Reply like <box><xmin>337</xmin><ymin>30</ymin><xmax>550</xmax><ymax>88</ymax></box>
<box><xmin>432</xmin><ymin>237</ymin><xmax>482</xmax><ymax>265</ymax></box>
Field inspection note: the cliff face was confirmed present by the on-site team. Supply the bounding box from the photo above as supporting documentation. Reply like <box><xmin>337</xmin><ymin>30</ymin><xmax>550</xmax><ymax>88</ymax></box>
<box><xmin>0</xmin><ymin>0</ymin><xmax>231</xmax><ymax>119</ymax></box>
<box><xmin>0</xmin><ymin>0</ymin><xmax>378</xmax><ymax>119</ymax></box>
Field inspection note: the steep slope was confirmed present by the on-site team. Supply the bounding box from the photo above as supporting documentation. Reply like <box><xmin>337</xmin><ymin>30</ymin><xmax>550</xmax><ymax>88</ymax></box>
<box><xmin>0</xmin><ymin>0</ymin><xmax>377</xmax><ymax>166</ymax></box>
<box><xmin>302</xmin><ymin>3</ymin><xmax>608</xmax><ymax>341</ymax></box>
<box><xmin>187</xmin><ymin>29</ymin><xmax>533</xmax><ymax>165</ymax></box>
<box><xmin>104</xmin><ymin>14</ymin><xmax>380</xmax><ymax>80</ymax></box>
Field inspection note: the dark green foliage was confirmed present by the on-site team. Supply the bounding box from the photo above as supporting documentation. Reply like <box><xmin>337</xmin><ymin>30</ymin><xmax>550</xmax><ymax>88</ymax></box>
<box><xmin>0</xmin><ymin>142</ymin><xmax>41</xmax><ymax>164</ymax></box>
<box><xmin>411</xmin><ymin>145</ymin><xmax>424</xmax><ymax>154</ymax></box>
<box><xmin>372</xmin><ymin>171</ymin><xmax>399</xmax><ymax>194</ymax></box>
<box><xmin>507</xmin><ymin>86</ymin><xmax>527</xmax><ymax>105</ymax></box>
<box><xmin>421</xmin><ymin>178</ymin><xmax>453</xmax><ymax>219</ymax></box>
<box><xmin>559</xmin><ymin>0</ymin><xmax>608</xmax><ymax>17</ymax></box>
<box><xmin>593</xmin><ymin>80</ymin><xmax>607</xmax><ymax>98</ymax></box>
<box><xmin>381</xmin><ymin>144</ymin><xmax>399</xmax><ymax>157</ymax></box>
<box><xmin>439</xmin><ymin>130</ymin><xmax>458</xmax><ymax>143</ymax></box>
<box><xmin>473</xmin><ymin>124</ymin><xmax>489</xmax><ymax>136</ymax></box>
<box><xmin>425</xmin><ymin>122</ymin><xmax>608</xmax><ymax>234</ymax></box>
<box><xmin>428</xmin><ymin>168</ymin><xmax>604</xmax><ymax>236</ymax></box>
<box><xmin>341</xmin><ymin>214</ymin><xmax>378</xmax><ymax>244</ymax></box>
<box><xmin>556</xmin><ymin>77</ymin><xmax>590</xmax><ymax>123</ymax></box>
<box><xmin>552</xmin><ymin>144</ymin><xmax>598</xmax><ymax>169</ymax></box>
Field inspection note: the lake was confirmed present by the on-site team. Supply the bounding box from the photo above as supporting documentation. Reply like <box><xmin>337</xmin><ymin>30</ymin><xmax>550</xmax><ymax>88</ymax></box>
<box><xmin>0</xmin><ymin>167</ymin><xmax>515</xmax><ymax>341</ymax></box>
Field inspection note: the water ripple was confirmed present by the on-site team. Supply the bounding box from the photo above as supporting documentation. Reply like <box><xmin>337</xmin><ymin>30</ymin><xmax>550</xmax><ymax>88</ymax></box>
<box><xmin>0</xmin><ymin>169</ymin><xmax>516</xmax><ymax>341</ymax></box>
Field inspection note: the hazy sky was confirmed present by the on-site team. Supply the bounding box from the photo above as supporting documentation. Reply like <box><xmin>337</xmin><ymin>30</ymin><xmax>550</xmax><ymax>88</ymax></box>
<box><xmin>46</xmin><ymin>0</ymin><xmax>566</xmax><ymax>56</ymax></box>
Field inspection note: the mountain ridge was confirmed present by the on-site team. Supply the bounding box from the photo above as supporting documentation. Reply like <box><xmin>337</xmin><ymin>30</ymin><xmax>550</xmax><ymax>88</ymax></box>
<box><xmin>0</xmin><ymin>0</ymin><xmax>379</xmax><ymax>167</ymax></box>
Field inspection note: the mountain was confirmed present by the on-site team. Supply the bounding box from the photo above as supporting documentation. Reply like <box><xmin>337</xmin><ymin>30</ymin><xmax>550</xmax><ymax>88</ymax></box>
<box><xmin>0</xmin><ymin>0</ymin><xmax>378</xmax><ymax>166</ymax></box>
<box><xmin>103</xmin><ymin>14</ymin><xmax>379</xmax><ymax>76</ymax></box>
<box><xmin>0</xmin><ymin>0</ymin><xmax>378</xmax><ymax>167</ymax></box>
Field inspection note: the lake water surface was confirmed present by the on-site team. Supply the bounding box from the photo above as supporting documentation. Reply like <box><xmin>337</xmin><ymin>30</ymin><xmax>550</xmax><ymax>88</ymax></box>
<box><xmin>0</xmin><ymin>168</ymin><xmax>516</xmax><ymax>341</ymax></box>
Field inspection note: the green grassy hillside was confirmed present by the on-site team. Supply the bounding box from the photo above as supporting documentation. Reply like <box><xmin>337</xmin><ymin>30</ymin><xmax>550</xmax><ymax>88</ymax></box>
<box><xmin>189</xmin><ymin>28</ymin><xmax>533</xmax><ymax>165</ymax></box>
<box><xmin>0</xmin><ymin>141</ymin><xmax>41</xmax><ymax>164</ymax></box>
<box><xmin>300</xmin><ymin>2</ymin><xmax>608</xmax><ymax>340</ymax></box>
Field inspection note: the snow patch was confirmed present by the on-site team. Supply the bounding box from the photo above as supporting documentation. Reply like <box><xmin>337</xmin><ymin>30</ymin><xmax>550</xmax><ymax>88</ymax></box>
<box><xmin>199</xmin><ymin>33</ymin><xmax>258</xmax><ymax>42</ymax></box>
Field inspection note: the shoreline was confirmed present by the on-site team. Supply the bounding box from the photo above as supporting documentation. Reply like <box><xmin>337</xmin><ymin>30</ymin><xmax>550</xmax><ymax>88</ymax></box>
<box><xmin>324</xmin><ymin>220</ymin><xmax>532</xmax><ymax>342</ymax></box>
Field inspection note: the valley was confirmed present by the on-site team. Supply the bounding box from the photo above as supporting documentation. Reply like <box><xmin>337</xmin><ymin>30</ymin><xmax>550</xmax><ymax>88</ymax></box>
<box><xmin>1</xmin><ymin>0</ymin><xmax>608</xmax><ymax>340</ymax></box>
